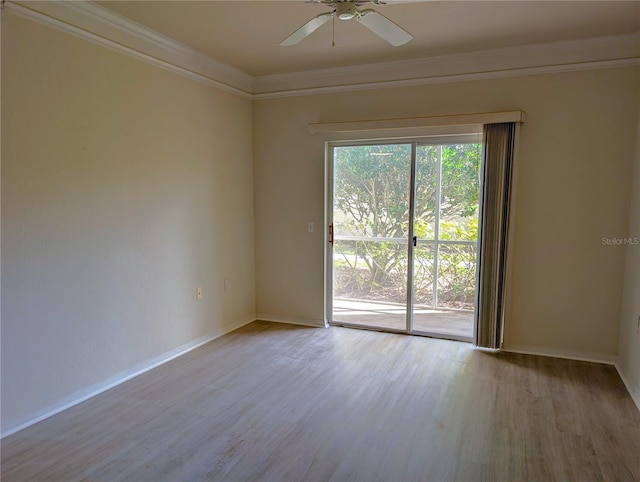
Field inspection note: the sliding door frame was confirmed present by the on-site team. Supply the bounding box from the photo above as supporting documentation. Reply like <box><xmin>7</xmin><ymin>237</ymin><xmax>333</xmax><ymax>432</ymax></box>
<box><xmin>325</xmin><ymin>134</ymin><xmax>481</xmax><ymax>342</ymax></box>
<box><xmin>326</xmin><ymin>139</ymin><xmax>415</xmax><ymax>335</ymax></box>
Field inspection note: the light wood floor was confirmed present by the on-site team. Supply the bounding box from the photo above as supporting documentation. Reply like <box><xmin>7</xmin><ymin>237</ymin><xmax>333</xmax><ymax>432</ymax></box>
<box><xmin>3</xmin><ymin>321</ymin><xmax>639</xmax><ymax>481</ymax></box>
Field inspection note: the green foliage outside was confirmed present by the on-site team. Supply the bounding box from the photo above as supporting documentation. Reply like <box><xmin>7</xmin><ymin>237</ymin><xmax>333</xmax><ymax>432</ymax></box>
<box><xmin>333</xmin><ymin>143</ymin><xmax>481</xmax><ymax>309</ymax></box>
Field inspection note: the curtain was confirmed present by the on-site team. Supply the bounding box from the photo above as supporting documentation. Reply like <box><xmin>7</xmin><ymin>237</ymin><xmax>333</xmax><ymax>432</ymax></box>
<box><xmin>475</xmin><ymin>122</ymin><xmax>516</xmax><ymax>349</ymax></box>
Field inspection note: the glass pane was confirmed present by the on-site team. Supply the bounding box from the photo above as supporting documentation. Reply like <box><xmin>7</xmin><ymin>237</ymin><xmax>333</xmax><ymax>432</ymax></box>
<box><xmin>332</xmin><ymin>144</ymin><xmax>411</xmax><ymax>331</ymax></box>
<box><xmin>412</xmin><ymin>243</ymin><xmax>435</xmax><ymax>306</ymax></box>
<box><xmin>412</xmin><ymin>142</ymin><xmax>479</xmax><ymax>340</ymax></box>
<box><xmin>413</xmin><ymin>145</ymin><xmax>438</xmax><ymax>241</ymax></box>
<box><xmin>413</xmin><ymin>304</ymin><xmax>474</xmax><ymax>338</ymax></box>
<box><xmin>333</xmin><ymin>144</ymin><xmax>412</xmax><ymax>238</ymax></box>
<box><xmin>436</xmin><ymin>243</ymin><xmax>478</xmax><ymax>310</ymax></box>
<box><xmin>438</xmin><ymin>143</ymin><xmax>482</xmax><ymax>241</ymax></box>
<box><xmin>414</xmin><ymin>240</ymin><xmax>474</xmax><ymax>338</ymax></box>
<box><xmin>333</xmin><ymin>239</ymin><xmax>409</xmax><ymax>330</ymax></box>
<box><xmin>334</xmin><ymin>239</ymin><xmax>409</xmax><ymax>302</ymax></box>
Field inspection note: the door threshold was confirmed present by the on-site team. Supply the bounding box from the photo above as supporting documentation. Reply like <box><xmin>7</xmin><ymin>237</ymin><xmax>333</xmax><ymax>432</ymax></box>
<box><xmin>329</xmin><ymin>321</ymin><xmax>472</xmax><ymax>343</ymax></box>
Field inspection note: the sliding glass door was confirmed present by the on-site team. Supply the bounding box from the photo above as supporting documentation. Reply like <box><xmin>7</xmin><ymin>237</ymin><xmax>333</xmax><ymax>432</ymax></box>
<box><xmin>331</xmin><ymin>143</ymin><xmax>412</xmax><ymax>332</ymax></box>
<box><xmin>411</xmin><ymin>142</ymin><xmax>481</xmax><ymax>340</ymax></box>
<box><xmin>328</xmin><ymin>137</ymin><xmax>481</xmax><ymax>341</ymax></box>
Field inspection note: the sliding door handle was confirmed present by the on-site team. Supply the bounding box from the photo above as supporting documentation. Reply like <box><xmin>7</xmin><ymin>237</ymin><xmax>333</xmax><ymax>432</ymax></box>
<box><xmin>329</xmin><ymin>223</ymin><xmax>334</xmax><ymax>246</ymax></box>
<box><xmin>413</xmin><ymin>236</ymin><xmax>417</xmax><ymax>247</ymax></box>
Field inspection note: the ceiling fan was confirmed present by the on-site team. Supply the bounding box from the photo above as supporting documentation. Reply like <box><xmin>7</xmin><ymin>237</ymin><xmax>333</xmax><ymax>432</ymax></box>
<box><xmin>279</xmin><ymin>0</ymin><xmax>413</xmax><ymax>47</ymax></box>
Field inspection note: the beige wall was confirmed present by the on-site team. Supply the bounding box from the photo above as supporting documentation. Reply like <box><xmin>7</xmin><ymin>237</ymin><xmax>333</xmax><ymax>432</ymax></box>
<box><xmin>3</xmin><ymin>7</ymin><xmax>639</xmax><ymax>435</ymax></box>
<box><xmin>254</xmin><ymin>67</ymin><xmax>639</xmax><ymax>359</ymax></box>
<box><xmin>618</xmin><ymin>96</ymin><xmax>640</xmax><ymax>405</ymax></box>
<box><xmin>1</xmin><ymin>13</ymin><xmax>255</xmax><ymax>432</ymax></box>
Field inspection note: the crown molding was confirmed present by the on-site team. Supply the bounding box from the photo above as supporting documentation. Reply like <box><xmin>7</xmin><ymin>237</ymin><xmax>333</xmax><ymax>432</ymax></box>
<box><xmin>253</xmin><ymin>57</ymin><xmax>640</xmax><ymax>99</ymax></box>
<box><xmin>253</xmin><ymin>32</ymin><xmax>640</xmax><ymax>97</ymax></box>
<box><xmin>5</xmin><ymin>0</ymin><xmax>253</xmax><ymax>98</ymax></box>
<box><xmin>5</xmin><ymin>1</ymin><xmax>639</xmax><ymax>100</ymax></box>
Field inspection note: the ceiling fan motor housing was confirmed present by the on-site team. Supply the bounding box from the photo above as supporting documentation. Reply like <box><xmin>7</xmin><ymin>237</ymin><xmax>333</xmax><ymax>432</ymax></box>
<box><xmin>336</xmin><ymin>2</ymin><xmax>357</xmax><ymax>20</ymax></box>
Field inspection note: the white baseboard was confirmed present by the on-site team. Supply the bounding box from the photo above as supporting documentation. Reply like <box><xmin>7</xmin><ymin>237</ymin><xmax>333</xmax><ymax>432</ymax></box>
<box><xmin>1</xmin><ymin>315</ymin><xmax>257</xmax><ymax>439</ymax></box>
<box><xmin>256</xmin><ymin>313</ymin><xmax>327</xmax><ymax>328</ymax></box>
<box><xmin>5</xmin><ymin>321</ymin><xmax>634</xmax><ymax>439</ymax></box>
<box><xmin>502</xmin><ymin>344</ymin><xmax>616</xmax><ymax>365</ymax></box>
<box><xmin>614</xmin><ymin>363</ymin><xmax>640</xmax><ymax>412</ymax></box>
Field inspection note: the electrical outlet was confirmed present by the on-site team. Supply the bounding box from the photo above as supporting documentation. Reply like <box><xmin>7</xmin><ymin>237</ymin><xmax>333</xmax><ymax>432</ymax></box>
<box><xmin>224</xmin><ymin>279</ymin><xmax>229</xmax><ymax>292</ymax></box>
<box><xmin>196</xmin><ymin>287</ymin><xmax>202</xmax><ymax>300</ymax></box>
<box><xmin>308</xmin><ymin>222</ymin><xmax>314</xmax><ymax>233</ymax></box>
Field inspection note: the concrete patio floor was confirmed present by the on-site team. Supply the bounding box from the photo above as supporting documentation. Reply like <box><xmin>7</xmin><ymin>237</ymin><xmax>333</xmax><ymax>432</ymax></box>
<box><xmin>332</xmin><ymin>298</ymin><xmax>474</xmax><ymax>340</ymax></box>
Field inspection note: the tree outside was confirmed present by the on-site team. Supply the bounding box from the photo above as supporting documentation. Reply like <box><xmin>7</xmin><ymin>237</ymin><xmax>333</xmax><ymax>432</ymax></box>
<box><xmin>333</xmin><ymin>142</ymin><xmax>481</xmax><ymax>310</ymax></box>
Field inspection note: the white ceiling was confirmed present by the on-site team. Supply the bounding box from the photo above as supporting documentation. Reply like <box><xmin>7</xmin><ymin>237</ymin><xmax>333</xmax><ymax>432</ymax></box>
<box><xmin>98</xmin><ymin>1</ymin><xmax>639</xmax><ymax>77</ymax></box>
<box><xmin>99</xmin><ymin>0</ymin><xmax>640</xmax><ymax>76</ymax></box>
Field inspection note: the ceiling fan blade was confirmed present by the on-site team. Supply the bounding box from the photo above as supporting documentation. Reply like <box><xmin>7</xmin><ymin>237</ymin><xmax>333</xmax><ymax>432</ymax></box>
<box><xmin>357</xmin><ymin>9</ymin><xmax>413</xmax><ymax>46</ymax></box>
<box><xmin>279</xmin><ymin>12</ymin><xmax>333</xmax><ymax>46</ymax></box>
